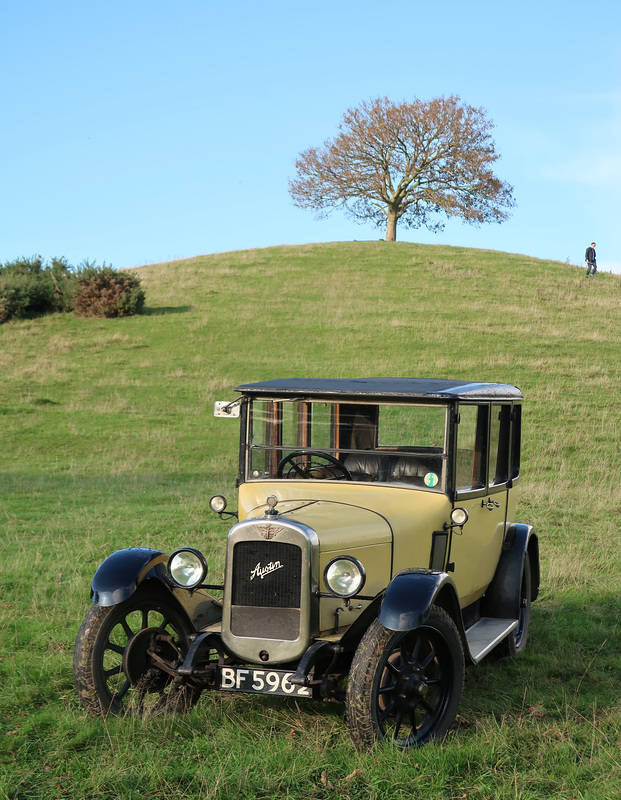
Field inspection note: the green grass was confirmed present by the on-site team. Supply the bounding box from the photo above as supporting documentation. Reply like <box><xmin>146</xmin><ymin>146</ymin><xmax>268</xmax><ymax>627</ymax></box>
<box><xmin>1</xmin><ymin>241</ymin><xmax>620</xmax><ymax>799</ymax></box>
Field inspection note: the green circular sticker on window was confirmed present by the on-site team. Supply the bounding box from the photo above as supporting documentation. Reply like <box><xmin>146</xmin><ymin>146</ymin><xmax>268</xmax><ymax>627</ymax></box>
<box><xmin>424</xmin><ymin>472</ymin><xmax>438</xmax><ymax>488</ymax></box>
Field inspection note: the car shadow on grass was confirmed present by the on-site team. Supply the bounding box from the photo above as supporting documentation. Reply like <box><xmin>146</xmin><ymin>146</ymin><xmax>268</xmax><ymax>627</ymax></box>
<box><xmin>167</xmin><ymin>595</ymin><xmax>621</xmax><ymax>748</ymax></box>
<box><xmin>459</xmin><ymin>592</ymin><xmax>621</xmax><ymax>729</ymax></box>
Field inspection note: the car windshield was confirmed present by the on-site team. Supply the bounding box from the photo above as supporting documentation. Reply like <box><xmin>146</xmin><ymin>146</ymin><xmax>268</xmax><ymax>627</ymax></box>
<box><xmin>246</xmin><ymin>399</ymin><xmax>448</xmax><ymax>490</ymax></box>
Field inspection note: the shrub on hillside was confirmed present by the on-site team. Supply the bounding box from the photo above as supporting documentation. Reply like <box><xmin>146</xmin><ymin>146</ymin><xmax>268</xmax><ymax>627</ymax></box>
<box><xmin>0</xmin><ymin>255</ymin><xmax>76</xmax><ymax>323</ymax></box>
<box><xmin>47</xmin><ymin>257</ymin><xmax>77</xmax><ymax>313</ymax></box>
<box><xmin>73</xmin><ymin>264</ymin><xmax>145</xmax><ymax>318</ymax></box>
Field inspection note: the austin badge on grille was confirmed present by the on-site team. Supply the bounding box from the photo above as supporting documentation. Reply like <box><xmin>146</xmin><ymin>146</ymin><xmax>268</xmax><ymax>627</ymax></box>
<box><xmin>256</xmin><ymin>524</ymin><xmax>285</xmax><ymax>540</ymax></box>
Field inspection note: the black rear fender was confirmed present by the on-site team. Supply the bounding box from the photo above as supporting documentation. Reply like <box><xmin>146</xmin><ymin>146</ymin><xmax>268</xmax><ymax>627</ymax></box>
<box><xmin>482</xmin><ymin>524</ymin><xmax>540</xmax><ymax>619</ymax></box>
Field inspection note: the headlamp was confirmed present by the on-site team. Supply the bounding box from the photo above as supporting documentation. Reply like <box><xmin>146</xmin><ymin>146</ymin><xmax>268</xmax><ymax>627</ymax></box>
<box><xmin>167</xmin><ymin>548</ymin><xmax>208</xmax><ymax>589</ymax></box>
<box><xmin>324</xmin><ymin>556</ymin><xmax>366</xmax><ymax>599</ymax></box>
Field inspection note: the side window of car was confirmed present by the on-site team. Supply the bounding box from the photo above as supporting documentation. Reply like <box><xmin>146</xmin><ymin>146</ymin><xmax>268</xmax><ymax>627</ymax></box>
<box><xmin>510</xmin><ymin>404</ymin><xmax>521</xmax><ymax>481</ymax></box>
<box><xmin>488</xmin><ymin>404</ymin><xmax>511</xmax><ymax>487</ymax></box>
<box><xmin>455</xmin><ymin>405</ymin><xmax>487</xmax><ymax>492</ymax></box>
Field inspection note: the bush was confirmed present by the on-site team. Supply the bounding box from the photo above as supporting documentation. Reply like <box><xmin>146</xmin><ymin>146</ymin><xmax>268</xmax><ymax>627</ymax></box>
<box><xmin>48</xmin><ymin>257</ymin><xmax>76</xmax><ymax>313</ymax></box>
<box><xmin>73</xmin><ymin>264</ymin><xmax>145</xmax><ymax>318</ymax></box>
<box><xmin>0</xmin><ymin>257</ymin><xmax>145</xmax><ymax>322</ymax></box>
<box><xmin>0</xmin><ymin>255</ymin><xmax>76</xmax><ymax>322</ymax></box>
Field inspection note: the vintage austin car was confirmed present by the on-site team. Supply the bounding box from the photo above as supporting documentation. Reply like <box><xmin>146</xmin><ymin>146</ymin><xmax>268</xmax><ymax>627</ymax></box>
<box><xmin>74</xmin><ymin>378</ymin><xmax>540</xmax><ymax>749</ymax></box>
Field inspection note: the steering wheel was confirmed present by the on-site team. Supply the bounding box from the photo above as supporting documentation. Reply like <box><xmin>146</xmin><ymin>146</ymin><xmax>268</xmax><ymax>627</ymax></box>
<box><xmin>277</xmin><ymin>451</ymin><xmax>352</xmax><ymax>481</ymax></box>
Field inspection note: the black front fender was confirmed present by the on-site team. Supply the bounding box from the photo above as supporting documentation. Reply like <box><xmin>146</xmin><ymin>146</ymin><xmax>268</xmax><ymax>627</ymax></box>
<box><xmin>90</xmin><ymin>548</ymin><xmax>169</xmax><ymax>606</ymax></box>
<box><xmin>379</xmin><ymin>569</ymin><xmax>460</xmax><ymax>632</ymax></box>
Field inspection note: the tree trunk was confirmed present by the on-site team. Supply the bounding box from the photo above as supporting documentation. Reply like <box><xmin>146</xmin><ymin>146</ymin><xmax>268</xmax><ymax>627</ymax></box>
<box><xmin>385</xmin><ymin>211</ymin><xmax>397</xmax><ymax>241</ymax></box>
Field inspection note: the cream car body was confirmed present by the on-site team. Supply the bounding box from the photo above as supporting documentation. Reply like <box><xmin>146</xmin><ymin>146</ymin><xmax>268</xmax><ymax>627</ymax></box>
<box><xmin>75</xmin><ymin>378</ymin><xmax>540</xmax><ymax>750</ymax></box>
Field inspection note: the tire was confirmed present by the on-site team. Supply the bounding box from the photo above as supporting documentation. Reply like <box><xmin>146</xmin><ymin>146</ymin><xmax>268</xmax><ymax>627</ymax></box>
<box><xmin>498</xmin><ymin>556</ymin><xmax>531</xmax><ymax>657</ymax></box>
<box><xmin>73</xmin><ymin>587</ymin><xmax>200</xmax><ymax>717</ymax></box>
<box><xmin>346</xmin><ymin>606</ymin><xmax>465</xmax><ymax>750</ymax></box>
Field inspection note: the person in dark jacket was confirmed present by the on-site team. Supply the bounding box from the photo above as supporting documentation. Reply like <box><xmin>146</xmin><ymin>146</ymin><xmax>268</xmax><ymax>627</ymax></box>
<box><xmin>585</xmin><ymin>242</ymin><xmax>597</xmax><ymax>276</ymax></box>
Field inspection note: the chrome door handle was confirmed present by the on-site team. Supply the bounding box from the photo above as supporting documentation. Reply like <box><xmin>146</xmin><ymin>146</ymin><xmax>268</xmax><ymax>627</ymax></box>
<box><xmin>482</xmin><ymin>498</ymin><xmax>500</xmax><ymax>510</ymax></box>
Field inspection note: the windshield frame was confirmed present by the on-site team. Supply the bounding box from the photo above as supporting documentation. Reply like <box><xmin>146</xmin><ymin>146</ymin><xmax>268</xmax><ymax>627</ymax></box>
<box><xmin>241</xmin><ymin>397</ymin><xmax>450</xmax><ymax>492</ymax></box>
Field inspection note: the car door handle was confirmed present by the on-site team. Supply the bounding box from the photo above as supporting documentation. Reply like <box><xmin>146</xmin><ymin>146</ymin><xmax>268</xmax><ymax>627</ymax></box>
<box><xmin>482</xmin><ymin>498</ymin><xmax>500</xmax><ymax>510</ymax></box>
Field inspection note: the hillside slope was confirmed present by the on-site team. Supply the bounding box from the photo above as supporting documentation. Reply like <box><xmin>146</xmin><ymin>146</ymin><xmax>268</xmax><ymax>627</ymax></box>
<box><xmin>1</xmin><ymin>241</ymin><xmax>620</xmax><ymax>799</ymax></box>
<box><xmin>2</xmin><ymin>240</ymin><xmax>620</xmax><ymax>573</ymax></box>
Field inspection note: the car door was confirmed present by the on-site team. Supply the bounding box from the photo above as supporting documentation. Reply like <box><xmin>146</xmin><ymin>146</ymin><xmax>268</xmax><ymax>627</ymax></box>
<box><xmin>448</xmin><ymin>403</ymin><xmax>511</xmax><ymax>606</ymax></box>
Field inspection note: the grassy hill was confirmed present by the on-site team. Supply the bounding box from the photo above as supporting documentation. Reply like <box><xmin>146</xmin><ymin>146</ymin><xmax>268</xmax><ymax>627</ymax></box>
<box><xmin>1</xmin><ymin>241</ymin><xmax>620</xmax><ymax>799</ymax></box>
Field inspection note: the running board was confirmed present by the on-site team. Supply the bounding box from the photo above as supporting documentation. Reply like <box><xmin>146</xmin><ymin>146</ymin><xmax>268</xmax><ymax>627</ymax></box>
<box><xmin>465</xmin><ymin>618</ymin><xmax>518</xmax><ymax>663</ymax></box>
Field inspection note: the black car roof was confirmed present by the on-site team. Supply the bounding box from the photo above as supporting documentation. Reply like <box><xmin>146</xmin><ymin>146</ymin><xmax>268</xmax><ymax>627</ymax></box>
<box><xmin>235</xmin><ymin>378</ymin><xmax>522</xmax><ymax>402</ymax></box>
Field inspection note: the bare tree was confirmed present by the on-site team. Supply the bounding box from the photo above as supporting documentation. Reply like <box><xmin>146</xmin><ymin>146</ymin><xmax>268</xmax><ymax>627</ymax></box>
<box><xmin>289</xmin><ymin>95</ymin><xmax>515</xmax><ymax>241</ymax></box>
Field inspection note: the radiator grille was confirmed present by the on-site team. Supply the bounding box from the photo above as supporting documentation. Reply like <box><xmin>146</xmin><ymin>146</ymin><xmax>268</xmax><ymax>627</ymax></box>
<box><xmin>230</xmin><ymin>607</ymin><xmax>300</xmax><ymax>640</ymax></box>
<box><xmin>231</xmin><ymin>541</ymin><xmax>302</xmax><ymax>609</ymax></box>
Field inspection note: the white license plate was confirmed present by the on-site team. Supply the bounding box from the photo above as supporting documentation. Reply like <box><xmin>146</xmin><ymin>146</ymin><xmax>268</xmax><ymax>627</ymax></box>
<box><xmin>218</xmin><ymin>666</ymin><xmax>312</xmax><ymax>698</ymax></box>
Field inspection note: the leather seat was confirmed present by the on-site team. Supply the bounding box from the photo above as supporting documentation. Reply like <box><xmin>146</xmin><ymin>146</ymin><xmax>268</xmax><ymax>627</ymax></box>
<box><xmin>387</xmin><ymin>457</ymin><xmax>428</xmax><ymax>485</ymax></box>
<box><xmin>344</xmin><ymin>453</ymin><xmax>386</xmax><ymax>482</ymax></box>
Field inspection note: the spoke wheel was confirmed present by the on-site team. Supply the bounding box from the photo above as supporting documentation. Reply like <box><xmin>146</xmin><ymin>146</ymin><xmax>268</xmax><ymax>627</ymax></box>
<box><xmin>73</xmin><ymin>587</ymin><xmax>199</xmax><ymax>717</ymax></box>
<box><xmin>346</xmin><ymin>607</ymin><xmax>464</xmax><ymax>750</ymax></box>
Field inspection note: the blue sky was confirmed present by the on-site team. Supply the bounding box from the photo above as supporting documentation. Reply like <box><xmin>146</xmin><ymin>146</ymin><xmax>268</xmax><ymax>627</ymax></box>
<box><xmin>2</xmin><ymin>0</ymin><xmax>620</xmax><ymax>272</ymax></box>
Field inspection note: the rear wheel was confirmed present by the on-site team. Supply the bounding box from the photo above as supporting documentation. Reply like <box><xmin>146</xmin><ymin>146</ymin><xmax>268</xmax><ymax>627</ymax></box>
<box><xmin>73</xmin><ymin>587</ymin><xmax>199</xmax><ymax>716</ymax></box>
<box><xmin>499</xmin><ymin>557</ymin><xmax>531</xmax><ymax>657</ymax></box>
<box><xmin>346</xmin><ymin>607</ymin><xmax>464</xmax><ymax>750</ymax></box>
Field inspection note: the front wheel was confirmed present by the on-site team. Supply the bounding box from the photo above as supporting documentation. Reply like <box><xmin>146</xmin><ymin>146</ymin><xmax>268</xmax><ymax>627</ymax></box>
<box><xmin>346</xmin><ymin>607</ymin><xmax>464</xmax><ymax>750</ymax></box>
<box><xmin>73</xmin><ymin>587</ymin><xmax>199</xmax><ymax>717</ymax></box>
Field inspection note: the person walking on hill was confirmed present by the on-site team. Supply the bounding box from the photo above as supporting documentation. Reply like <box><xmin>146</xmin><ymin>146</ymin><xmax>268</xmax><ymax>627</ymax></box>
<box><xmin>585</xmin><ymin>242</ymin><xmax>597</xmax><ymax>277</ymax></box>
